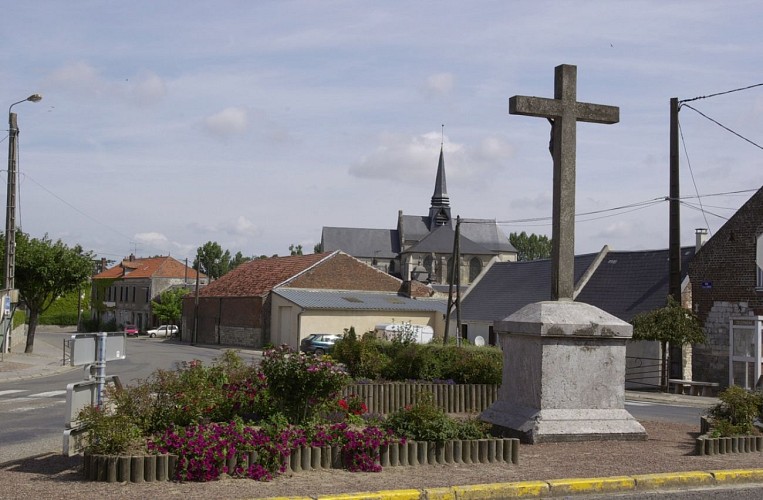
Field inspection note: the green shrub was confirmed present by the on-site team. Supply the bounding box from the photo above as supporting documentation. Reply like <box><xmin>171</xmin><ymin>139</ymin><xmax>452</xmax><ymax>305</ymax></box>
<box><xmin>441</xmin><ymin>346</ymin><xmax>503</xmax><ymax>385</ymax></box>
<box><xmin>385</xmin><ymin>392</ymin><xmax>457</xmax><ymax>442</ymax></box>
<box><xmin>77</xmin><ymin>405</ymin><xmax>144</xmax><ymax>455</ymax></box>
<box><xmin>333</xmin><ymin>327</ymin><xmax>389</xmax><ymax>379</ymax></box>
<box><xmin>708</xmin><ymin>385</ymin><xmax>763</xmax><ymax>436</ymax></box>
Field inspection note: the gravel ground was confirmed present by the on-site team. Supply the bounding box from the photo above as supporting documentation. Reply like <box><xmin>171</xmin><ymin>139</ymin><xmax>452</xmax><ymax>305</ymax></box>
<box><xmin>2</xmin><ymin>420</ymin><xmax>763</xmax><ymax>499</ymax></box>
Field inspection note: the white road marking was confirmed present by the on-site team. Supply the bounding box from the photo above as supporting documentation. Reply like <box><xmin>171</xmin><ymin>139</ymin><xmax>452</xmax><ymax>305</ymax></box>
<box><xmin>0</xmin><ymin>390</ymin><xmax>26</xmax><ymax>397</ymax></box>
<box><xmin>7</xmin><ymin>400</ymin><xmax>65</xmax><ymax>413</ymax></box>
<box><xmin>30</xmin><ymin>390</ymin><xmax>66</xmax><ymax>398</ymax></box>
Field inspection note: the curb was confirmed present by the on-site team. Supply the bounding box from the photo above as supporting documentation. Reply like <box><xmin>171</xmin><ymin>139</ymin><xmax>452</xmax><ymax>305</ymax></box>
<box><xmin>260</xmin><ymin>468</ymin><xmax>763</xmax><ymax>499</ymax></box>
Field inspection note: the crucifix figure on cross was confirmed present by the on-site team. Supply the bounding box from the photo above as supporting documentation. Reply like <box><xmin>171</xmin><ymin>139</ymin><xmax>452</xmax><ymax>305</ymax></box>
<box><xmin>510</xmin><ymin>64</ymin><xmax>619</xmax><ymax>301</ymax></box>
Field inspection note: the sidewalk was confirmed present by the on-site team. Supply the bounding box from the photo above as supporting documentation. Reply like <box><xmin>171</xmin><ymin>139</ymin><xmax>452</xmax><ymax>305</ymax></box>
<box><xmin>0</xmin><ymin>329</ymin><xmax>76</xmax><ymax>383</ymax></box>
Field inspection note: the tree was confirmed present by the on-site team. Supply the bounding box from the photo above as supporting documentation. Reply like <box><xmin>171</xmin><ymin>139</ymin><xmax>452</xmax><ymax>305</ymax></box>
<box><xmin>631</xmin><ymin>296</ymin><xmax>706</xmax><ymax>391</ymax></box>
<box><xmin>230</xmin><ymin>251</ymin><xmax>251</xmax><ymax>271</ymax></box>
<box><xmin>289</xmin><ymin>244</ymin><xmax>303</xmax><ymax>256</ymax></box>
<box><xmin>194</xmin><ymin>241</ymin><xmax>231</xmax><ymax>280</ymax></box>
<box><xmin>314</xmin><ymin>242</ymin><xmax>323</xmax><ymax>254</ymax></box>
<box><xmin>1</xmin><ymin>232</ymin><xmax>94</xmax><ymax>353</ymax></box>
<box><xmin>151</xmin><ymin>287</ymin><xmax>190</xmax><ymax>325</ymax></box>
<box><xmin>509</xmin><ymin>231</ymin><xmax>552</xmax><ymax>261</ymax></box>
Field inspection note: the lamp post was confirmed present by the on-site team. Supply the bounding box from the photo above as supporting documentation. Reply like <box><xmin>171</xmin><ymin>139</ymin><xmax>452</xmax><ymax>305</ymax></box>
<box><xmin>2</xmin><ymin>94</ymin><xmax>42</xmax><ymax>354</ymax></box>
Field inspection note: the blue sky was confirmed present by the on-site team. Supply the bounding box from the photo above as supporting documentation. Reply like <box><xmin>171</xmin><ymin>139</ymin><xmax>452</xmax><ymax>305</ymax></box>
<box><xmin>2</xmin><ymin>1</ymin><xmax>762</xmax><ymax>263</ymax></box>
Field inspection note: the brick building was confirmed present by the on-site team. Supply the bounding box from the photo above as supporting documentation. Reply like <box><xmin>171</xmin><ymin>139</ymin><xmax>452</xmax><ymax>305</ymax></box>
<box><xmin>688</xmin><ymin>186</ymin><xmax>763</xmax><ymax>388</ymax></box>
<box><xmin>181</xmin><ymin>251</ymin><xmax>444</xmax><ymax>349</ymax></box>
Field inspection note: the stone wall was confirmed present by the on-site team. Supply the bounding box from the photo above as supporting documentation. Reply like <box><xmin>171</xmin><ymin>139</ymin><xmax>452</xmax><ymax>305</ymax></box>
<box><xmin>693</xmin><ymin>301</ymin><xmax>755</xmax><ymax>387</ymax></box>
<box><xmin>218</xmin><ymin>325</ymin><xmax>264</xmax><ymax>348</ymax></box>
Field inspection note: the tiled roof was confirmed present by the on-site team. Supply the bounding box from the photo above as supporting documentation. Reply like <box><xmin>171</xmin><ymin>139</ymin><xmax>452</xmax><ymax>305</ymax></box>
<box><xmin>93</xmin><ymin>256</ymin><xmax>204</xmax><ymax>281</ymax></box>
<box><xmin>274</xmin><ymin>288</ymin><xmax>447</xmax><ymax>313</ymax></box>
<box><xmin>198</xmin><ymin>252</ymin><xmax>332</xmax><ymax>297</ymax></box>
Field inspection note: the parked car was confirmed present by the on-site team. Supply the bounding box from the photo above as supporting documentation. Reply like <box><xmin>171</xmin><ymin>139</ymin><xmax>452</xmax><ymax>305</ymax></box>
<box><xmin>299</xmin><ymin>333</ymin><xmax>343</xmax><ymax>355</ymax></box>
<box><xmin>124</xmin><ymin>324</ymin><xmax>139</xmax><ymax>336</ymax></box>
<box><xmin>147</xmin><ymin>325</ymin><xmax>179</xmax><ymax>338</ymax></box>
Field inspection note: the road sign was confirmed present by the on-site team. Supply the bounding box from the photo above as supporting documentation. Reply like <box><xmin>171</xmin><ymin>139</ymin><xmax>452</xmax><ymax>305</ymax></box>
<box><xmin>68</xmin><ymin>332</ymin><xmax>126</xmax><ymax>366</ymax></box>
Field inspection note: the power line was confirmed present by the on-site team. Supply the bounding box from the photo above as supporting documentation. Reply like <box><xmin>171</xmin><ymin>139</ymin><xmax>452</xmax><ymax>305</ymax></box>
<box><xmin>681</xmin><ymin>104</ymin><xmax>763</xmax><ymax>151</ymax></box>
<box><xmin>680</xmin><ymin>82</ymin><xmax>763</xmax><ymax>104</ymax></box>
<box><xmin>678</xmin><ymin>118</ymin><xmax>711</xmax><ymax>235</ymax></box>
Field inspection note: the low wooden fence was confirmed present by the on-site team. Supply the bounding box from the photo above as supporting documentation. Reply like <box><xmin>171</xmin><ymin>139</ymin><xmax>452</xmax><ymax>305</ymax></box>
<box><xmin>342</xmin><ymin>382</ymin><xmax>499</xmax><ymax>414</ymax></box>
<box><xmin>84</xmin><ymin>437</ymin><xmax>520</xmax><ymax>482</ymax></box>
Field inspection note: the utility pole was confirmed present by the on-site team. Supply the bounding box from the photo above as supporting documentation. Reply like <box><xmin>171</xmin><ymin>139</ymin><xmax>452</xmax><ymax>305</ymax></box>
<box><xmin>2</xmin><ymin>94</ymin><xmax>41</xmax><ymax>355</ymax></box>
<box><xmin>668</xmin><ymin>97</ymin><xmax>681</xmax><ymax>303</ymax></box>
<box><xmin>444</xmin><ymin>216</ymin><xmax>462</xmax><ymax>344</ymax></box>
<box><xmin>192</xmin><ymin>250</ymin><xmax>200</xmax><ymax>346</ymax></box>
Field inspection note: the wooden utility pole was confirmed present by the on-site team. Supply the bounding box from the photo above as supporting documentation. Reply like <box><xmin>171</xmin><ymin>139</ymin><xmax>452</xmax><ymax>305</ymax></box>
<box><xmin>669</xmin><ymin>97</ymin><xmax>681</xmax><ymax>303</ymax></box>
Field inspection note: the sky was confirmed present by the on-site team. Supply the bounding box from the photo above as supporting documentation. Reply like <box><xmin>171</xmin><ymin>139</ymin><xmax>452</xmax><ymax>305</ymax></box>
<box><xmin>2</xmin><ymin>1</ymin><xmax>762</xmax><ymax>264</ymax></box>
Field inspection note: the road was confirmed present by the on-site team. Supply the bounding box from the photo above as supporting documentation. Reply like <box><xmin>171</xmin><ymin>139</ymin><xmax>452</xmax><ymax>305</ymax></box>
<box><xmin>0</xmin><ymin>331</ymin><xmax>262</xmax><ymax>461</ymax></box>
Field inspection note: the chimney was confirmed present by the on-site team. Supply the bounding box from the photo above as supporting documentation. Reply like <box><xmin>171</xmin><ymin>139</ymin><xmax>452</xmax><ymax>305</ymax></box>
<box><xmin>695</xmin><ymin>228</ymin><xmax>708</xmax><ymax>252</ymax></box>
<box><xmin>129</xmin><ymin>253</ymin><xmax>135</xmax><ymax>262</ymax></box>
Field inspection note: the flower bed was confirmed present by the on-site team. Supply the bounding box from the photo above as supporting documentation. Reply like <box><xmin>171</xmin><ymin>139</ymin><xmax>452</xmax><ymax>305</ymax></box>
<box><xmin>77</xmin><ymin>347</ymin><xmax>517</xmax><ymax>484</ymax></box>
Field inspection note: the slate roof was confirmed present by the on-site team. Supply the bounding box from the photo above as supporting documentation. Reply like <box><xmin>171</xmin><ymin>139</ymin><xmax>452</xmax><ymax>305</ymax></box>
<box><xmin>198</xmin><ymin>252</ymin><xmax>332</xmax><ymax>297</ymax></box>
<box><xmin>321</xmin><ymin>227</ymin><xmax>400</xmax><ymax>259</ymax></box>
<box><xmin>575</xmin><ymin>247</ymin><xmax>695</xmax><ymax>322</ymax></box>
<box><xmin>404</xmin><ymin>224</ymin><xmax>496</xmax><ymax>255</ymax></box>
<box><xmin>93</xmin><ymin>256</ymin><xmax>204</xmax><ymax>281</ymax></box>
<box><xmin>462</xmin><ymin>247</ymin><xmax>695</xmax><ymax>323</ymax></box>
<box><xmin>461</xmin><ymin>253</ymin><xmax>599</xmax><ymax>322</ymax></box>
<box><xmin>274</xmin><ymin>288</ymin><xmax>447</xmax><ymax>313</ymax></box>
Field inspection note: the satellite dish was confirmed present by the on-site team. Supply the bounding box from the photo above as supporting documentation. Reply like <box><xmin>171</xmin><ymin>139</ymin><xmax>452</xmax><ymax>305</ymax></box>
<box><xmin>474</xmin><ymin>336</ymin><xmax>485</xmax><ymax>346</ymax></box>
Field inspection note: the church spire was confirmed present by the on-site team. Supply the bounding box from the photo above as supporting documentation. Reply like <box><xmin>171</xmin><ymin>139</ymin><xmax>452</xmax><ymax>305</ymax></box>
<box><xmin>429</xmin><ymin>142</ymin><xmax>451</xmax><ymax>228</ymax></box>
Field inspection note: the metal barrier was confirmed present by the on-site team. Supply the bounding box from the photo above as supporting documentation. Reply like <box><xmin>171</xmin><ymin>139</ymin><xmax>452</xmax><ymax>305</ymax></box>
<box><xmin>63</xmin><ymin>338</ymin><xmax>72</xmax><ymax>366</ymax></box>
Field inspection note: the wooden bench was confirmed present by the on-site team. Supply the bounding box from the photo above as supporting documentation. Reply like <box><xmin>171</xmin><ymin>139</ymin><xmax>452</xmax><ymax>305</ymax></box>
<box><xmin>668</xmin><ymin>379</ymin><xmax>719</xmax><ymax>397</ymax></box>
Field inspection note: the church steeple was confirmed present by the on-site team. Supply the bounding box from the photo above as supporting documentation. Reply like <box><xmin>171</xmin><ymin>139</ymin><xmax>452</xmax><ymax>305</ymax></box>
<box><xmin>428</xmin><ymin>145</ymin><xmax>451</xmax><ymax>228</ymax></box>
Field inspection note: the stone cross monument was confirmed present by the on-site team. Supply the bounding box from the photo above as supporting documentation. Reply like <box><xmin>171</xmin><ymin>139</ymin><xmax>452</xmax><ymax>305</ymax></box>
<box><xmin>481</xmin><ymin>65</ymin><xmax>646</xmax><ymax>443</ymax></box>
<box><xmin>510</xmin><ymin>64</ymin><xmax>619</xmax><ymax>300</ymax></box>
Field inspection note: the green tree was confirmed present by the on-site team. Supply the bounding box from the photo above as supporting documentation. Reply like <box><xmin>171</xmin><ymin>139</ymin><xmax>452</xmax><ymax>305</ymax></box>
<box><xmin>193</xmin><ymin>241</ymin><xmax>231</xmax><ymax>279</ymax></box>
<box><xmin>289</xmin><ymin>244</ymin><xmax>303</xmax><ymax>256</ymax></box>
<box><xmin>314</xmin><ymin>242</ymin><xmax>323</xmax><ymax>253</ymax></box>
<box><xmin>151</xmin><ymin>287</ymin><xmax>190</xmax><ymax>325</ymax></box>
<box><xmin>230</xmin><ymin>251</ymin><xmax>251</xmax><ymax>270</ymax></box>
<box><xmin>1</xmin><ymin>232</ymin><xmax>94</xmax><ymax>353</ymax></box>
<box><xmin>509</xmin><ymin>231</ymin><xmax>552</xmax><ymax>261</ymax></box>
<box><xmin>631</xmin><ymin>296</ymin><xmax>706</xmax><ymax>390</ymax></box>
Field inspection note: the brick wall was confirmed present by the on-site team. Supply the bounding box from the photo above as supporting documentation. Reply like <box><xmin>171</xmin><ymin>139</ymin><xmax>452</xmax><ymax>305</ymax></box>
<box><xmin>182</xmin><ymin>296</ymin><xmax>262</xmax><ymax>345</ymax></box>
<box><xmin>688</xmin><ymin>187</ymin><xmax>763</xmax><ymax>385</ymax></box>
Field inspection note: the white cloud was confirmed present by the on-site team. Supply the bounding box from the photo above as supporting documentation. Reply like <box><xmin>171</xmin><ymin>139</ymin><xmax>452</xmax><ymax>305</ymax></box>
<box><xmin>424</xmin><ymin>73</ymin><xmax>454</xmax><ymax>96</ymax></box>
<box><xmin>224</xmin><ymin>216</ymin><xmax>259</xmax><ymax>237</ymax></box>
<box><xmin>130</xmin><ymin>71</ymin><xmax>167</xmax><ymax>106</ymax></box>
<box><xmin>46</xmin><ymin>61</ymin><xmax>104</xmax><ymax>95</ymax></box>
<box><xmin>134</xmin><ymin>232</ymin><xmax>171</xmax><ymax>253</ymax></box>
<box><xmin>203</xmin><ymin>107</ymin><xmax>249</xmax><ymax>139</ymax></box>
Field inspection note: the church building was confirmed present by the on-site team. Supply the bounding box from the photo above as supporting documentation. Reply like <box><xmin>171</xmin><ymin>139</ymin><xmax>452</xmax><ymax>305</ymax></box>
<box><xmin>321</xmin><ymin>147</ymin><xmax>517</xmax><ymax>288</ymax></box>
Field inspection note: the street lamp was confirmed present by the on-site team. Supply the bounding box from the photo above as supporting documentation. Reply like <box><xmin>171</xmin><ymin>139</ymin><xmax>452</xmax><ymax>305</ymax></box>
<box><xmin>2</xmin><ymin>94</ymin><xmax>42</xmax><ymax>354</ymax></box>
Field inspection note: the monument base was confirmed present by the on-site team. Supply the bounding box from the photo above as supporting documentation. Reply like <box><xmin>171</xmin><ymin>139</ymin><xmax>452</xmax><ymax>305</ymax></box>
<box><xmin>481</xmin><ymin>300</ymin><xmax>648</xmax><ymax>444</ymax></box>
<box><xmin>483</xmin><ymin>401</ymin><xmax>647</xmax><ymax>443</ymax></box>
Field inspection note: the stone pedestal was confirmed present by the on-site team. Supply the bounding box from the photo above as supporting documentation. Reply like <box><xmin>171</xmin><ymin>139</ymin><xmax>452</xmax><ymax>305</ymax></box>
<box><xmin>481</xmin><ymin>300</ymin><xmax>647</xmax><ymax>443</ymax></box>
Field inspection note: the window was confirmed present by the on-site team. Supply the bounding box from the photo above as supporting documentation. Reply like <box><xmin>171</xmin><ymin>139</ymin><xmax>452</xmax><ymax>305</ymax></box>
<box><xmin>446</xmin><ymin>257</ymin><xmax>455</xmax><ymax>284</ymax></box>
<box><xmin>423</xmin><ymin>255</ymin><xmax>433</xmax><ymax>274</ymax></box>
<box><xmin>469</xmin><ymin>257</ymin><xmax>482</xmax><ymax>283</ymax></box>
<box><xmin>757</xmin><ymin>233</ymin><xmax>763</xmax><ymax>289</ymax></box>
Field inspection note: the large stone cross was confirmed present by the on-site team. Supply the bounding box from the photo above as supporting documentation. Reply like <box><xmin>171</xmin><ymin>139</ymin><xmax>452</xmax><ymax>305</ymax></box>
<box><xmin>510</xmin><ymin>64</ymin><xmax>619</xmax><ymax>300</ymax></box>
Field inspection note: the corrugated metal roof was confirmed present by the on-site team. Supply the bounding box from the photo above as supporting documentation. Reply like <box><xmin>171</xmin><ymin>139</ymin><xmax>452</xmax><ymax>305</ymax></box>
<box><xmin>275</xmin><ymin>288</ymin><xmax>447</xmax><ymax>312</ymax></box>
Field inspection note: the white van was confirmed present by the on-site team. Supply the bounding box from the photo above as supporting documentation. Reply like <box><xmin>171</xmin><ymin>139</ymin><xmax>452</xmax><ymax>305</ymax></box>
<box><xmin>374</xmin><ymin>323</ymin><xmax>434</xmax><ymax>344</ymax></box>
